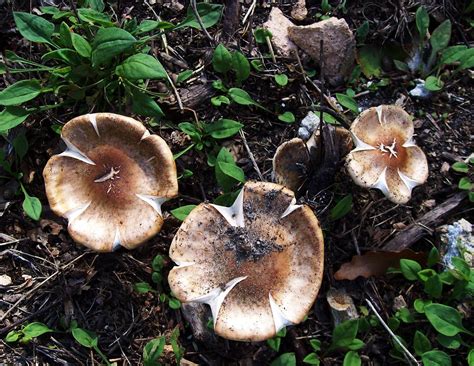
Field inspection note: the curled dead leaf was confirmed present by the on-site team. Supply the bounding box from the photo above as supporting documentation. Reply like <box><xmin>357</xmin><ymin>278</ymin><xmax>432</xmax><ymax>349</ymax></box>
<box><xmin>334</xmin><ymin>249</ymin><xmax>426</xmax><ymax>281</ymax></box>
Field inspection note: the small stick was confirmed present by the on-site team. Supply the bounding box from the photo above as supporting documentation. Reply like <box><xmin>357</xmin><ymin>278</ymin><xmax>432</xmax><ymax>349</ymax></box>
<box><xmin>366</xmin><ymin>299</ymin><xmax>420</xmax><ymax>366</ymax></box>
<box><xmin>166</xmin><ymin>72</ymin><xmax>184</xmax><ymax>110</ymax></box>
<box><xmin>239</xmin><ymin>130</ymin><xmax>264</xmax><ymax>181</ymax></box>
<box><xmin>191</xmin><ymin>0</ymin><xmax>214</xmax><ymax>44</ymax></box>
<box><xmin>266</xmin><ymin>36</ymin><xmax>276</xmax><ymax>63</ymax></box>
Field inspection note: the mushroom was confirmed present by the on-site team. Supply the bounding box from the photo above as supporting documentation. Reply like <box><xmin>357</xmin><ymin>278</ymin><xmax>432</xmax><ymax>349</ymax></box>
<box><xmin>43</xmin><ymin>113</ymin><xmax>178</xmax><ymax>251</ymax></box>
<box><xmin>168</xmin><ymin>181</ymin><xmax>324</xmax><ymax>341</ymax></box>
<box><xmin>273</xmin><ymin>128</ymin><xmax>353</xmax><ymax>192</ymax></box>
<box><xmin>346</xmin><ymin>105</ymin><xmax>428</xmax><ymax>204</ymax></box>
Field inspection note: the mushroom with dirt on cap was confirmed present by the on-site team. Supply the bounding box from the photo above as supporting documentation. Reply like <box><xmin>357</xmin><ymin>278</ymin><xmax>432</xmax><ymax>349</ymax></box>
<box><xmin>168</xmin><ymin>181</ymin><xmax>324</xmax><ymax>341</ymax></box>
<box><xmin>43</xmin><ymin>113</ymin><xmax>178</xmax><ymax>252</ymax></box>
<box><xmin>345</xmin><ymin>105</ymin><xmax>428</xmax><ymax>204</ymax></box>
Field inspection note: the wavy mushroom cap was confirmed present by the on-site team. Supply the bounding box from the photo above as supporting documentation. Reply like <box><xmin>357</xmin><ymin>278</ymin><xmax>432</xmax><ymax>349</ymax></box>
<box><xmin>346</xmin><ymin>105</ymin><xmax>428</xmax><ymax>204</ymax></box>
<box><xmin>168</xmin><ymin>181</ymin><xmax>324</xmax><ymax>342</ymax></box>
<box><xmin>43</xmin><ymin>113</ymin><xmax>178</xmax><ymax>252</ymax></box>
<box><xmin>272</xmin><ymin>138</ymin><xmax>310</xmax><ymax>192</ymax></box>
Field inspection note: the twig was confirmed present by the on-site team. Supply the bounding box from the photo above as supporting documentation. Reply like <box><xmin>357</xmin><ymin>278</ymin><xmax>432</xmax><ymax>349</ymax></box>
<box><xmin>266</xmin><ymin>36</ymin><xmax>276</xmax><ymax>63</ymax></box>
<box><xmin>242</xmin><ymin>0</ymin><xmax>257</xmax><ymax>25</ymax></box>
<box><xmin>366</xmin><ymin>299</ymin><xmax>420</xmax><ymax>366</ymax></box>
<box><xmin>191</xmin><ymin>0</ymin><xmax>214</xmax><ymax>44</ymax></box>
<box><xmin>239</xmin><ymin>130</ymin><xmax>264</xmax><ymax>181</ymax></box>
<box><xmin>143</xmin><ymin>0</ymin><xmax>169</xmax><ymax>55</ymax></box>
<box><xmin>166</xmin><ymin>72</ymin><xmax>184</xmax><ymax>111</ymax></box>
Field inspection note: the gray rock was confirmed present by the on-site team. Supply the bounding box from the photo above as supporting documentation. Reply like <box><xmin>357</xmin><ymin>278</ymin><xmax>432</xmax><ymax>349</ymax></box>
<box><xmin>291</xmin><ymin>0</ymin><xmax>308</xmax><ymax>21</ymax></box>
<box><xmin>298</xmin><ymin>111</ymin><xmax>320</xmax><ymax>140</ymax></box>
<box><xmin>288</xmin><ymin>17</ymin><xmax>356</xmax><ymax>85</ymax></box>
<box><xmin>263</xmin><ymin>8</ymin><xmax>297</xmax><ymax>58</ymax></box>
<box><xmin>439</xmin><ymin>219</ymin><xmax>473</xmax><ymax>268</ymax></box>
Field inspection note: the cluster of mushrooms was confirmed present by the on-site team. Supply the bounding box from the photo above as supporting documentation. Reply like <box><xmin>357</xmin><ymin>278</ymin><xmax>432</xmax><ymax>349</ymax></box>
<box><xmin>43</xmin><ymin>106</ymin><xmax>428</xmax><ymax>341</ymax></box>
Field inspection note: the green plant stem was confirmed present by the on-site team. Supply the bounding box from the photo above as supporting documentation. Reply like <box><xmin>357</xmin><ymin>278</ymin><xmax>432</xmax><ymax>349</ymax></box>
<box><xmin>93</xmin><ymin>346</ymin><xmax>111</xmax><ymax>366</ymax></box>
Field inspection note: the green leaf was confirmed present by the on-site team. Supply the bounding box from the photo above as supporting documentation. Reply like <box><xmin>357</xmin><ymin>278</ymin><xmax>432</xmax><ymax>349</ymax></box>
<box><xmin>177</xmin><ymin>3</ymin><xmax>223</xmax><ymax>30</ymax></box>
<box><xmin>212</xmin><ymin>44</ymin><xmax>232</xmax><ymax>74</ymax></box>
<box><xmin>310</xmin><ymin>339</ymin><xmax>321</xmax><ymax>352</ymax></box>
<box><xmin>330</xmin><ymin>194</ymin><xmax>353</xmax><ymax>220</ymax></box>
<box><xmin>83</xmin><ymin>0</ymin><xmax>105</xmax><ymax>12</ymax></box>
<box><xmin>413</xmin><ymin>330</ymin><xmax>431</xmax><ymax>356</ymax></box>
<box><xmin>143</xmin><ymin>337</ymin><xmax>166</xmax><ymax>366</ymax></box>
<box><xmin>217</xmin><ymin>162</ymin><xmax>245</xmax><ymax>183</ymax></box>
<box><xmin>459</xmin><ymin>48</ymin><xmax>474</xmax><ymax>70</ymax></box>
<box><xmin>416</xmin><ymin>6</ymin><xmax>430</xmax><ymax>38</ymax></box>
<box><xmin>331</xmin><ymin>319</ymin><xmax>358</xmax><ymax>348</ymax></box>
<box><xmin>228</xmin><ymin>88</ymin><xmax>264</xmax><ymax>109</ymax></box>
<box><xmin>77</xmin><ymin>8</ymin><xmax>113</xmax><ymax>27</ymax></box>
<box><xmin>179</xmin><ymin>122</ymin><xmax>201</xmax><ymax>140</ymax></box>
<box><xmin>177</xmin><ymin>70</ymin><xmax>193</xmax><ymax>84</ymax></box>
<box><xmin>212</xmin><ymin>79</ymin><xmax>227</xmax><ymax>92</ymax></box>
<box><xmin>458</xmin><ymin>177</ymin><xmax>472</xmax><ymax>190</ymax></box>
<box><xmin>171</xmin><ymin>205</ymin><xmax>196</xmax><ymax>221</ymax></box>
<box><xmin>467</xmin><ymin>349</ymin><xmax>473</xmax><ymax>366</ymax></box>
<box><xmin>92</xmin><ymin>27</ymin><xmax>136</xmax><ymax>67</ymax></box>
<box><xmin>356</xmin><ymin>20</ymin><xmax>369</xmax><ymax>43</ymax></box>
<box><xmin>343</xmin><ymin>351</ymin><xmax>361</xmax><ymax>366</ymax></box>
<box><xmin>321</xmin><ymin>0</ymin><xmax>331</xmax><ymax>13</ymax></box>
<box><xmin>5</xmin><ymin>331</ymin><xmax>21</xmax><ymax>343</ymax></box>
<box><xmin>254</xmin><ymin>28</ymin><xmax>272</xmax><ymax>44</ymax></box>
<box><xmin>396</xmin><ymin>308</ymin><xmax>415</xmax><ymax>323</ymax></box>
<box><xmin>399</xmin><ymin>259</ymin><xmax>422</xmax><ymax>281</ymax></box>
<box><xmin>451</xmin><ymin>257</ymin><xmax>470</xmax><ymax>280</ymax></box>
<box><xmin>424</xmin><ymin>273</ymin><xmax>443</xmax><ymax>298</ymax></box>
<box><xmin>427</xmin><ymin>247</ymin><xmax>440</xmax><ymax>267</ymax></box>
<box><xmin>424</xmin><ymin>76</ymin><xmax>444</xmax><ymax>91</ymax></box>
<box><xmin>22</xmin><ymin>192</ymin><xmax>42</xmax><ymax>221</ymax></box>
<box><xmin>71</xmin><ymin>327</ymin><xmax>98</xmax><ymax>348</ymax></box>
<box><xmin>357</xmin><ymin>45</ymin><xmax>382</xmax><ymax>78</ymax></box>
<box><xmin>134</xmin><ymin>282</ymin><xmax>154</xmax><ymax>293</ymax></box>
<box><xmin>42</xmin><ymin>49</ymin><xmax>81</xmax><ymax>65</ymax></box>
<box><xmin>22</xmin><ymin>322</ymin><xmax>53</xmax><ymax>338</ymax></box>
<box><xmin>278</xmin><ymin>111</ymin><xmax>295</xmax><ymax>123</ymax></box>
<box><xmin>336</xmin><ymin>93</ymin><xmax>358</xmax><ymax>113</ymax></box>
<box><xmin>421</xmin><ymin>350</ymin><xmax>452</xmax><ymax>366</ymax></box>
<box><xmin>414</xmin><ymin>299</ymin><xmax>432</xmax><ymax>313</ymax></box>
<box><xmin>232</xmin><ymin>51</ymin><xmax>250</xmax><ymax>83</ymax></box>
<box><xmin>394</xmin><ymin>60</ymin><xmax>410</xmax><ymax>72</ymax></box>
<box><xmin>135</xmin><ymin>20</ymin><xmax>174</xmax><ymax>34</ymax></box>
<box><xmin>303</xmin><ymin>353</ymin><xmax>320</xmax><ymax>365</ymax></box>
<box><xmin>116</xmin><ymin>54</ymin><xmax>167</xmax><ymax>80</ymax></box>
<box><xmin>152</xmin><ymin>254</ymin><xmax>165</xmax><ymax>272</ymax></box>
<box><xmin>59</xmin><ymin>22</ymin><xmax>73</xmax><ymax>48</ymax></box>
<box><xmin>211</xmin><ymin>95</ymin><xmax>230</xmax><ymax>107</ymax></box>
<box><xmin>13</xmin><ymin>12</ymin><xmax>54</xmax><ymax>44</ymax></box>
<box><xmin>0</xmin><ymin>80</ymin><xmax>42</xmax><ymax>106</ymax></box>
<box><xmin>439</xmin><ymin>45</ymin><xmax>468</xmax><ymax>65</ymax></box>
<box><xmin>347</xmin><ymin>339</ymin><xmax>365</xmax><ymax>351</ymax></box>
<box><xmin>215</xmin><ymin>148</ymin><xmax>245</xmax><ymax>192</ymax></box>
<box><xmin>130</xmin><ymin>88</ymin><xmax>164</xmax><ymax>117</ymax></box>
<box><xmin>267</xmin><ymin>336</ymin><xmax>281</xmax><ymax>352</ymax></box>
<box><xmin>13</xmin><ymin>132</ymin><xmax>28</xmax><ymax>161</ymax></box>
<box><xmin>0</xmin><ymin>107</ymin><xmax>30</xmax><ymax>132</ymax></box>
<box><xmin>168</xmin><ymin>297</ymin><xmax>181</xmax><ymax>309</ymax></box>
<box><xmin>425</xmin><ymin>303</ymin><xmax>468</xmax><ymax>336</ymax></box>
<box><xmin>251</xmin><ymin>59</ymin><xmax>264</xmax><ymax>72</ymax></box>
<box><xmin>204</xmin><ymin>119</ymin><xmax>243</xmax><ymax>139</ymax></box>
<box><xmin>72</xmin><ymin>34</ymin><xmax>92</xmax><ymax>58</ymax></box>
<box><xmin>436</xmin><ymin>333</ymin><xmax>461</xmax><ymax>349</ymax></box>
<box><xmin>275</xmin><ymin>74</ymin><xmax>288</xmax><ymax>86</ymax></box>
<box><xmin>271</xmin><ymin>352</ymin><xmax>296</xmax><ymax>366</ymax></box>
<box><xmin>451</xmin><ymin>162</ymin><xmax>469</xmax><ymax>173</ymax></box>
<box><xmin>430</xmin><ymin>20</ymin><xmax>451</xmax><ymax>52</ymax></box>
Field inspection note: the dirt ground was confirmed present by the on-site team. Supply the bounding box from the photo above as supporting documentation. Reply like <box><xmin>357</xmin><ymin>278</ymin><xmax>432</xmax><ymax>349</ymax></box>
<box><xmin>0</xmin><ymin>0</ymin><xmax>473</xmax><ymax>365</ymax></box>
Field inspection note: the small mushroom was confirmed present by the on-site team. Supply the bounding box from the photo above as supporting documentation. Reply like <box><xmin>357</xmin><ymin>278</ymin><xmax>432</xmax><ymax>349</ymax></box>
<box><xmin>168</xmin><ymin>181</ymin><xmax>324</xmax><ymax>341</ymax></box>
<box><xmin>346</xmin><ymin>105</ymin><xmax>428</xmax><ymax>204</ymax></box>
<box><xmin>43</xmin><ymin>113</ymin><xmax>178</xmax><ymax>251</ymax></box>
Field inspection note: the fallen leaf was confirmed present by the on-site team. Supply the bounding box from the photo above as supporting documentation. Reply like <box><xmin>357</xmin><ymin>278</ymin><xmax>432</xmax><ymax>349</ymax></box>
<box><xmin>334</xmin><ymin>249</ymin><xmax>426</xmax><ymax>280</ymax></box>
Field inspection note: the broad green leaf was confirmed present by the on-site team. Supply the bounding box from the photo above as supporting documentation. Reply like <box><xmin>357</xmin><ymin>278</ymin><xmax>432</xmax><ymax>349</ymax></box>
<box><xmin>467</xmin><ymin>349</ymin><xmax>473</xmax><ymax>366</ymax></box>
<box><xmin>59</xmin><ymin>22</ymin><xmax>73</xmax><ymax>48</ymax></box>
<box><xmin>416</xmin><ymin>6</ymin><xmax>430</xmax><ymax>38</ymax></box>
<box><xmin>130</xmin><ymin>89</ymin><xmax>164</xmax><ymax>117</ymax></box>
<box><xmin>22</xmin><ymin>193</ymin><xmax>42</xmax><ymax>221</ymax></box>
<box><xmin>275</xmin><ymin>74</ymin><xmax>288</xmax><ymax>86</ymax></box>
<box><xmin>212</xmin><ymin>44</ymin><xmax>232</xmax><ymax>74</ymax></box>
<box><xmin>215</xmin><ymin>148</ymin><xmax>244</xmax><ymax>192</ymax></box>
<box><xmin>254</xmin><ymin>28</ymin><xmax>272</xmax><ymax>44</ymax></box>
<box><xmin>0</xmin><ymin>107</ymin><xmax>30</xmax><ymax>132</ymax></box>
<box><xmin>347</xmin><ymin>339</ymin><xmax>365</xmax><ymax>351</ymax></box>
<box><xmin>430</xmin><ymin>20</ymin><xmax>451</xmax><ymax>52</ymax></box>
<box><xmin>72</xmin><ymin>34</ymin><xmax>92</xmax><ymax>58</ymax></box>
<box><xmin>232</xmin><ymin>51</ymin><xmax>250</xmax><ymax>83</ymax></box>
<box><xmin>204</xmin><ymin>119</ymin><xmax>243</xmax><ymax>139</ymax></box>
<box><xmin>436</xmin><ymin>334</ymin><xmax>461</xmax><ymax>349</ymax></box>
<box><xmin>451</xmin><ymin>162</ymin><xmax>469</xmax><ymax>173</ymax></box>
<box><xmin>5</xmin><ymin>331</ymin><xmax>21</xmax><ymax>343</ymax></box>
<box><xmin>92</xmin><ymin>27</ymin><xmax>136</xmax><ymax>66</ymax></box>
<box><xmin>413</xmin><ymin>331</ymin><xmax>431</xmax><ymax>356</ymax></box>
<box><xmin>271</xmin><ymin>353</ymin><xmax>296</xmax><ymax>366</ymax></box>
<box><xmin>71</xmin><ymin>327</ymin><xmax>98</xmax><ymax>348</ymax></box>
<box><xmin>168</xmin><ymin>297</ymin><xmax>181</xmax><ymax>309</ymax></box>
<box><xmin>77</xmin><ymin>8</ymin><xmax>113</xmax><ymax>27</ymax></box>
<box><xmin>116</xmin><ymin>54</ymin><xmax>166</xmax><ymax>80</ymax></box>
<box><xmin>42</xmin><ymin>49</ymin><xmax>81</xmax><ymax>65</ymax></box>
<box><xmin>177</xmin><ymin>70</ymin><xmax>193</xmax><ymax>84</ymax></box>
<box><xmin>343</xmin><ymin>351</ymin><xmax>361</xmax><ymax>366</ymax></box>
<box><xmin>310</xmin><ymin>339</ymin><xmax>321</xmax><ymax>351</ymax></box>
<box><xmin>357</xmin><ymin>45</ymin><xmax>382</xmax><ymax>78</ymax></box>
<box><xmin>267</xmin><ymin>336</ymin><xmax>281</xmax><ymax>352</ymax></box>
<box><xmin>399</xmin><ymin>259</ymin><xmax>422</xmax><ymax>280</ymax></box>
<box><xmin>439</xmin><ymin>45</ymin><xmax>468</xmax><ymax>65</ymax></box>
<box><xmin>217</xmin><ymin>162</ymin><xmax>245</xmax><ymax>183</ymax></box>
<box><xmin>336</xmin><ymin>93</ymin><xmax>359</xmax><ymax>113</ymax></box>
<box><xmin>331</xmin><ymin>319</ymin><xmax>358</xmax><ymax>348</ymax></box>
<box><xmin>13</xmin><ymin>132</ymin><xmax>28</xmax><ymax>160</ymax></box>
<box><xmin>143</xmin><ymin>337</ymin><xmax>166</xmax><ymax>366</ymax></box>
<box><xmin>425</xmin><ymin>303</ymin><xmax>468</xmax><ymax>336</ymax></box>
<box><xmin>13</xmin><ymin>12</ymin><xmax>54</xmax><ymax>44</ymax></box>
<box><xmin>424</xmin><ymin>273</ymin><xmax>443</xmax><ymax>298</ymax></box>
<box><xmin>22</xmin><ymin>322</ymin><xmax>53</xmax><ymax>338</ymax></box>
<box><xmin>278</xmin><ymin>111</ymin><xmax>295</xmax><ymax>123</ymax></box>
<box><xmin>211</xmin><ymin>95</ymin><xmax>230</xmax><ymax>106</ymax></box>
<box><xmin>424</xmin><ymin>76</ymin><xmax>444</xmax><ymax>91</ymax></box>
<box><xmin>134</xmin><ymin>282</ymin><xmax>154</xmax><ymax>293</ymax></box>
<box><xmin>427</xmin><ymin>247</ymin><xmax>440</xmax><ymax>267</ymax></box>
<box><xmin>152</xmin><ymin>254</ymin><xmax>165</xmax><ymax>272</ymax></box>
<box><xmin>330</xmin><ymin>194</ymin><xmax>353</xmax><ymax>220</ymax></box>
<box><xmin>176</xmin><ymin>3</ymin><xmax>223</xmax><ymax>30</ymax></box>
<box><xmin>396</xmin><ymin>308</ymin><xmax>415</xmax><ymax>323</ymax></box>
<box><xmin>422</xmin><ymin>350</ymin><xmax>452</xmax><ymax>366</ymax></box>
<box><xmin>303</xmin><ymin>353</ymin><xmax>320</xmax><ymax>365</ymax></box>
<box><xmin>0</xmin><ymin>80</ymin><xmax>42</xmax><ymax>106</ymax></box>
<box><xmin>414</xmin><ymin>299</ymin><xmax>432</xmax><ymax>314</ymax></box>
<box><xmin>251</xmin><ymin>59</ymin><xmax>264</xmax><ymax>71</ymax></box>
<box><xmin>179</xmin><ymin>122</ymin><xmax>201</xmax><ymax>140</ymax></box>
<box><xmin>458</xmin><ymin>177</ymin><xmax>472</xmax><ymax>190</ymax></box>
<box><xmin>83</xmin><ymin>0</ymin><xmax>105</xmax><ymax>12</ymax></box>
<box><xmin>228</xmin><ymin>88</ymin><xmax>265</xmax><ymax>110</ymax></box>
<box><xmin>135</xmin><ymin>20</ymin><xmax>174</xmax><ymax>34</ymax></box>
<box><xmin>459</xmin><ymin>48</ymin><xmax>474</xmax><ymax>70</ymax></box>
<box><xmin>171</xmin><ymin>205</ymin><xmax>197</xmax><ymax>221</ymax></box>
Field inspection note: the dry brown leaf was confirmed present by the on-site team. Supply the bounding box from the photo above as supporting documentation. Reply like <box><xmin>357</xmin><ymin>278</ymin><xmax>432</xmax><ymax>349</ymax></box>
<box><xmin>334</xmin><ymin>249</ymin><xmax>426</xmax><ymax>281</ymax></box>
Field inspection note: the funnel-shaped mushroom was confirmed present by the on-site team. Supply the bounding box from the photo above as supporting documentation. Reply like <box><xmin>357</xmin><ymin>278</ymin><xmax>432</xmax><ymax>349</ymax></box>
<box><xmin>346</xmin><ymin>105</ymin><xmax>428</xmax><ymax>204</ymax></box>
<box><xmin>43</xmin><ymin>113</ymin><xmax>178</xmax><ymax>251</ymax></box>
<box><xmin>168</xmin><ymin>181</ymin><xmax>324</xmax><ymax>341</ymax></box>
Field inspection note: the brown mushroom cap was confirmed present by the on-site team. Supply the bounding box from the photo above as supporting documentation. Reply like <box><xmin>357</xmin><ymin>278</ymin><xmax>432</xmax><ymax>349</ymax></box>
<box><xmin>43</xmin><ymin>113</ymin><xmax>178</xmax><ymax>251</ymax></box>
<box><xmin>168</xmin><ymin>181</ymin><xmax>324</xmax><ymax>341</ymax></box>
<box><xmin>346</xmin><ymin>105</ymin><xmax>428</xmax><ymax>204</ymax></box>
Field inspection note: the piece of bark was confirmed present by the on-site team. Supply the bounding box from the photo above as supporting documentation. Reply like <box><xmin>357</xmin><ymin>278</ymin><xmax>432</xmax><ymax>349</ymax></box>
<box><xmin>382</xmin><ymin>192</ymin><xmax>467</xmax><ymax>252</ymax></box>
<box><xmin>178</xmin><ymin>84</ymin><xmax>215</xmax><ymax>108</ymax></box>
<box><xmin>223</xmin><ymin>0</ymin><xmax>240</xmax><ymax>41</ymax></box>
